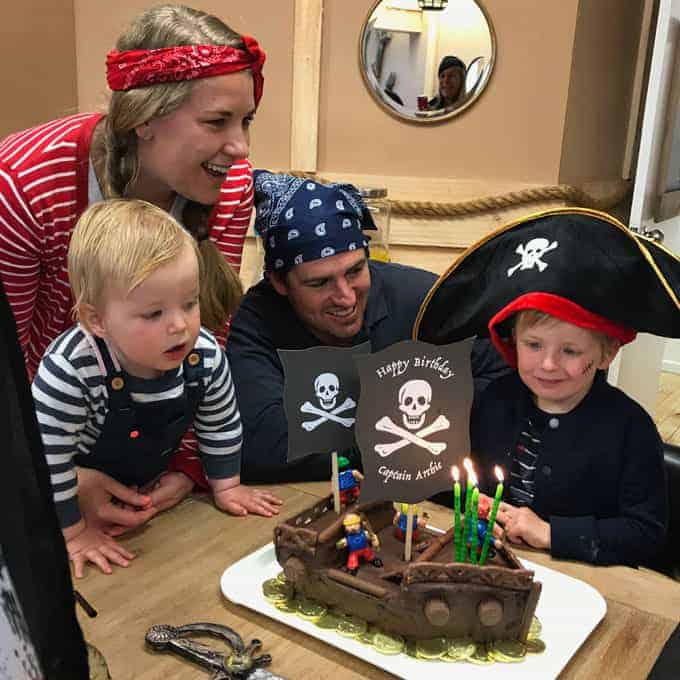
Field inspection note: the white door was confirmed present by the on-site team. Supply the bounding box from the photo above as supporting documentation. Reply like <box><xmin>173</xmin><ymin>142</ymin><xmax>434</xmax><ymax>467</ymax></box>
<box><xmin>610</xmin><ymin>0</ymin><xmax>680</xmax><ymax>421</ymax></box>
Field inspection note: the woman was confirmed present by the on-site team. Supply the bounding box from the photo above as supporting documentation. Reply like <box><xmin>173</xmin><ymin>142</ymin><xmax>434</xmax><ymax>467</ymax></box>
<box><xmin>0</xmin><ymin>4</ymin><xmax>271</xmax><ymax>530</ymax></box>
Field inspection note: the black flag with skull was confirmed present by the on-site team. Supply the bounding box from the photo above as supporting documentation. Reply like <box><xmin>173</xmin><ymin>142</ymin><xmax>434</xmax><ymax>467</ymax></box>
<box><xmin>278</xmin><ymin>342</ymin><xmax>370</xmax><ymax>461</ymax></box>
<box><xmin>354</xmin><ymin>339</ymin><xmax>474</xmax><ymax>504</ymax></box>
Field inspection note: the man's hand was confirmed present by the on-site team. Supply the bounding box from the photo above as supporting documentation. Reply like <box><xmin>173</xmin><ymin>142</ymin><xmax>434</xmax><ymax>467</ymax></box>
<box><xmin>496</xmin><ymin>502</ymin><xmax>550</xmax><ymax>550</ymax></box>
<box><xmin>77</xmin><ymin>467</ymin><xmax>158</xmax><ymax>536</ymax></box>
<box><xmin>210</xmin><ymin>476</ymin><xmax>283</xmax><ymax>517</ymax></box>
<box><xmin>63</xmin><ymin>519</ymin><xmax>135</xmax><ymax>578</ymax></box>
<box><xmin>141</xmin><ymin>472</ymin><xmax>195</xmax><ymax>513</ymax></box>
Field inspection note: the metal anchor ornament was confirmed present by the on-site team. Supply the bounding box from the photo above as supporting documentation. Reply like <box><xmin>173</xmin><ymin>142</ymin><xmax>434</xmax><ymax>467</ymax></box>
<box><xmin>145</xmin><ymin>623</ymin><xmax>287</xmax><ymax>680</ymax></box>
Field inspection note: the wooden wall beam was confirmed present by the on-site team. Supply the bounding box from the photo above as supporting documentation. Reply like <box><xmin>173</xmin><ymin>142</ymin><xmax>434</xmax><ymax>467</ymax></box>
<box><xmin>290</xmin><ymin>0</ymin><xmax>323</xmax><ymax>172</ymax></box>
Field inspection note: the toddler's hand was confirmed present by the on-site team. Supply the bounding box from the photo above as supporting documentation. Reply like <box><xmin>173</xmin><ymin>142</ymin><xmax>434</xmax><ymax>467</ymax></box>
<box><xmin>213</xmin><ymin>484</ymin><xmax>283</xmax><ymax>518</ymax></box>
<box><xmin>64</xmin><ymin>521</ymin><xmax>135</xmax><ymax>578</ymax></box>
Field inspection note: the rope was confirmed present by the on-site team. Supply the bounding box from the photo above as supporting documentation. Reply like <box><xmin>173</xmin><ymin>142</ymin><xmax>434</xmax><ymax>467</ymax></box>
<box><xmin>288</xmin><ymin>172</ymin><xmax>632</xmax><ymax>217</ymax></box>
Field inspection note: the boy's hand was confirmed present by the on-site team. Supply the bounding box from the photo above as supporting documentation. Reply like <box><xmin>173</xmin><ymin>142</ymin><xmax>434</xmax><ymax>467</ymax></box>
<box><xmin>496</xmin><ymin>503</ymin><xmax>550</xmax><ymax>550</ymax></box>
<box><xmin>210</xmin><ymin>476</ymin><xmax>283</xmax><ymax>517</ymax></box>
<box><xmin>63</xmin><ymin>520</ymin><xmax>135</xmax><ymax>578</ymax></box>
<box><xmin>77</xmin><ymin>467</ymin><xmax>158</xmax><ymax>536</ymax></box>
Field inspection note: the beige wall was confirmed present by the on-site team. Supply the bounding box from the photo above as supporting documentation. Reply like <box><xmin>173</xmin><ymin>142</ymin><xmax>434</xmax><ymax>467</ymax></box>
<box><xmin>73</xmin><ymin>0</ymin><xmax>294</xmax><ymax>171</ymax></box>
<box><xmin>318</xmin><ymin>0</ymin><xmax>580</xmax><ymax>184</ymax></box>
<box><xmin>0</xmin><ymin>0</ymin><xmax>77</xmax><ymax>139</ymax></box>
<box><xmin>559</xmin><ymin>0</ymin><xmax>646</xmax><ymax>182</ymax></box>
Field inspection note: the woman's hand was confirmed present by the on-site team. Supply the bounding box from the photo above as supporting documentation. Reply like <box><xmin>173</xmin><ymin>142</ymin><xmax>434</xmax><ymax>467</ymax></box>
<box><xmin>63</xmin><ymin>520</ymin><xmax>135</xmax><ymax>578</ymax></box>
<box><xmin>77</xmin><ymin>467</ymin><xmax>158</xmax><ymax>536</ymax></box>
<box><xmin>210</xmin><ymin>476</ymin><xmax>283</xmax><ymax>517</ymax></box>
<box><xmin>141</xmin><ymin>472</ymin><xmax>195</xmax><ymax>514</ymax></box>
<box><xmin>496</xmin><ymin>502</ymin><xmax>551</xmax><ymax>550</ymax></box>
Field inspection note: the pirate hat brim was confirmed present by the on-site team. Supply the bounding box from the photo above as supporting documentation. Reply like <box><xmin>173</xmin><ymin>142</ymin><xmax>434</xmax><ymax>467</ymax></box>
<box><xmin>413</xmin><ymin>208</ymin><xmax>680</xmax><ymax>345</ymax></box>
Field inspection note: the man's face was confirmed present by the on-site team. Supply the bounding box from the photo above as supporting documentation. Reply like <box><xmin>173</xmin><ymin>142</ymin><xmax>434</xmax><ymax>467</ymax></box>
<box><xmin>271</xmin><ymin>250</ymin><xmax>371</xmax><ymax>346</ymax></box>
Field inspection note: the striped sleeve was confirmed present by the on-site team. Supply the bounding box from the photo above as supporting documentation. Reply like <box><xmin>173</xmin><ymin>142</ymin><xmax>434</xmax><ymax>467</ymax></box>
<box><xmin>210</xmin><ymin>158</ymin><xmax>253</xmax><ymax>274</ymax></box>
<box><xmin>193</xmin><ymin>335</ymin><xmax>243</xmax><ymax>480</ymax></box>
<box><xmin>31</xmin><ymin>352</ymin><xmax>89</xmax><ymax>528</ymax></box>
<box><xmin>0</xmin><ymin>162</ymin><xmax>42</xmax><ymax>350</ymax></box>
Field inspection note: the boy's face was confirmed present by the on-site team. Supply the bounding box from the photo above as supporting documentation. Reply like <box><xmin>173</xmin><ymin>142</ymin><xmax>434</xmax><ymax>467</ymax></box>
<box><xmin>270</xmin><ymin>250</ymin><xmax>371</xmax><ymax>346</ymax></box>
<box><xmin>88</xmin><ymin>243</ymin><xmax>201</xmax><ymax>379</ymax></box>
<box><xmin>515</xmin><ymin>318</ymin><xmax>615</xmax><ymax>414</ymax></box>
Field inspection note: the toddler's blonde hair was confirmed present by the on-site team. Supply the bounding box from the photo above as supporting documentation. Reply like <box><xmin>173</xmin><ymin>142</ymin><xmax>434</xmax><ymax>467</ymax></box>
<box><xmin>68</xmin><ymin>199</ymin><xmax>199</xmax><ymax>317</ymax></box>
<box><xmin>514</xmin><ymin>309</ymin><xmax>619</xmax><ymax>361</ymax></box>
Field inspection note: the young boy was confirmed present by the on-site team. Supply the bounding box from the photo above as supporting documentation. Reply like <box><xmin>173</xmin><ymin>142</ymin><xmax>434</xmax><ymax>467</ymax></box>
<box><xmin>414</xmin><ymin>208</ymin><xmax>676</xmax><ymax>567</ymax></box>
<box><xmin>32</xmin><ymin>199</ymin><xmax>281</xmax><ymax>577</ymax></box>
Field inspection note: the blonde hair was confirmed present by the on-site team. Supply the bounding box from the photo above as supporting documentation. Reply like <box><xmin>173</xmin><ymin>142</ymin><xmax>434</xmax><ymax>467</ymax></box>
<box><xmin>514</xmin><ymin>309</ymin><xmax>619</xmax><ymax>361</ymax></box>
<box><xmin>100</xmin><ymin>4</ymin><xmax>244</xmax><ymax>330</ymax></box>
<box><xmin>68</xmin><ymin>199</ymin><xmax>199</xmax><ymax>318</ymax></box>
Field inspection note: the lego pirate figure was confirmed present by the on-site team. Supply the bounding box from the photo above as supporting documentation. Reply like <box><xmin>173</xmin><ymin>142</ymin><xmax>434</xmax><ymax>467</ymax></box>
<box><xmin>392</xmin><ymin>503</ymin><xmax>429</xmax><ymax>542</ymax></box>
<box><xmin>338</xmin><ymin>456</ymin><xmax>363</xmax><ymax>506</ymax></box>
<box><xmin>471</xmin><ymin>495</ymin><xmax>496</xmax><ymax>560</ymax></box>
<box><xmin>336</xmin><ymin>513</ymin><xmax>383</xmax><ymax>575</ymax></box>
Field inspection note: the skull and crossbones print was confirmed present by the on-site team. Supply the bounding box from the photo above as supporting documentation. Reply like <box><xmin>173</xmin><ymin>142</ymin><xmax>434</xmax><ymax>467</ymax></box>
<box><xmin>374</xmin><ymin>379</ymin><xmax>450</xmax><ymax>457</ymax></box>
<box><xmin>507</xmin><ymin>237</ymin><xmax>559</xmax><ymax>277</ymax></box>
<box><xmin>300</xmin><ymin>372</ymin><xmax>356</xmax><ymax>432</ymax></box>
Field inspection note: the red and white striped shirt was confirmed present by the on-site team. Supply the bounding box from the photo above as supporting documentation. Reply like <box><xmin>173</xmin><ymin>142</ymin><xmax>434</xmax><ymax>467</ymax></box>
<box><xmin>0</xmin><ymin>112</ymin><xmax>253</xmax><ymax>379</ymax></box>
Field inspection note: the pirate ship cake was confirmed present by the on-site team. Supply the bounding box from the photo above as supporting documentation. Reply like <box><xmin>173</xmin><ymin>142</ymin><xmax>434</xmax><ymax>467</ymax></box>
<box><xmin>273</xmin><ymin>339</ymin><xmax>541</xmax><ymax>647</ymax></box>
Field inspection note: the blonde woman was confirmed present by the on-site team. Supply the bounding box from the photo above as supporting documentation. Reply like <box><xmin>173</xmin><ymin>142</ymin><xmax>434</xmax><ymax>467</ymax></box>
<box><xmin>32</xmin><ymin>200</ymin><xmax>281</xmax><ymax>577</ymax></box>
<box><xmin>0</xmin><ymin>5</ymin><xmax>265</xmax><ymax>530</ymax></box>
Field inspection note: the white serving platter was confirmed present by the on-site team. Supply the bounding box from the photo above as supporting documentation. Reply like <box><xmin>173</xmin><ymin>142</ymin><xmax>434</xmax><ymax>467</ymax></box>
<box><xmin>221</xmin><ymin>542</ymin><xmax>606</xmax><ymax>679</ymax></box>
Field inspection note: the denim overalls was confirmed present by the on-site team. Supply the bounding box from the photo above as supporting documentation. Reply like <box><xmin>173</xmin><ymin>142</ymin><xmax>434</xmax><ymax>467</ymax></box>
<box><xmin>74</xmin><ymin>337</ymin><xmax>208</xmax><ymax>486</ymax></box>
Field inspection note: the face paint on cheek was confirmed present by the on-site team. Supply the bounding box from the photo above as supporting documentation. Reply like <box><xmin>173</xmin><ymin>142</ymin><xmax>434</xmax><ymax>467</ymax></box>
<box><xmin>582</xmin><ymin>360</ymin><xmax>594</xmax><ymax>375</ymax></box>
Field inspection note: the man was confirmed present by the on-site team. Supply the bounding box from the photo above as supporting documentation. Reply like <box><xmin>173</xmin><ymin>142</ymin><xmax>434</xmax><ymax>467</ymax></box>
<box><xmin>227</xmin><ymin>171</ymin><xmax>507</xmax><ymax>482</ymax></box>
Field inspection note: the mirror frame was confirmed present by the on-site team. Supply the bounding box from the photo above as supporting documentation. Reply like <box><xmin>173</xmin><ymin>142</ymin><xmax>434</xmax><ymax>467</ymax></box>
<box><xmin>357</xmin><ymin>0</ymin><xmax>497</xmax><ymax>124</ymax></box>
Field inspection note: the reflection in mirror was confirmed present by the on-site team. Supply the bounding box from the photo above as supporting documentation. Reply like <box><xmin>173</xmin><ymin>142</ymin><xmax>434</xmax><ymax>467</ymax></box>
<box><xmin>359</xmin><ymin>0</ymin><xmax>495</xmax><ymax>123</ymax></box>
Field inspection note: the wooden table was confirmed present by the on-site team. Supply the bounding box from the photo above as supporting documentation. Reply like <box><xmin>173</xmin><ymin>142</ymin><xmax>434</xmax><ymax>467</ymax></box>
<box><xmin>76</xmin><ymin>481</ymin><xmax>680</xmax><ymax>679</ymax></box>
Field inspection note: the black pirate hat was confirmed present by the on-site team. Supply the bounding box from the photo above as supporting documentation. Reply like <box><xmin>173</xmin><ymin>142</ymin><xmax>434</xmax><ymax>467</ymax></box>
<box><xmin>414</xmin><ymin>208</ymin><xmax>680</xmax><ymax>365</ymax></box>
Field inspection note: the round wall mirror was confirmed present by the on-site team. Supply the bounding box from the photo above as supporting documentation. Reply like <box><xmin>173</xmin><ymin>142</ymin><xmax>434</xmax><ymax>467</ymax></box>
<box><xmin>359</xmin><ymin>0</ymin><xmax>496</xmax><ymax>123</ymax></box>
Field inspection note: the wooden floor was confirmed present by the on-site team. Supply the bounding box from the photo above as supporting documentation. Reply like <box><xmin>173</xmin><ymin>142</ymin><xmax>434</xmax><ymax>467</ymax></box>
<box><xmin>656</xmin><ymin>372</ymin><xmax>680</xmax><ymax>446</ymax></box>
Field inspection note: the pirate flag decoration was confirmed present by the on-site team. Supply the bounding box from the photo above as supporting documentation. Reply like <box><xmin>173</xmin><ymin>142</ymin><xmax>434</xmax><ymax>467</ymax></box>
<box><xmin>414</xmin><ymin>207</ymin><xmax>680</xmax><ymax>351</ymax></box>
<box><xmin>279</xmin><ymin>342</ymin><xmax>370</xmax><ymax>461</ymax></box>
<box><xmin>354</xmin><ymin>339</ymin><xmax>474</xmax><ymax>504</ymax></box>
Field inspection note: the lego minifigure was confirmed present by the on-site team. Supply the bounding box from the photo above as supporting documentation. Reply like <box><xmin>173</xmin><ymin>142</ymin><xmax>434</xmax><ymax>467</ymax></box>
<box><xmin>392</xmin><ymin>503</ymin><xmax>429</xmax><ymax>542</ymax></box>
<box><xmin>336</xmin><ymin>513</ymin><xmax>383</xmax><ymax>575</ymax></box>
<box><xmin>337</xmin><ymin>456</ymin><xmax>363</xmax><ymax>506</ymax></box>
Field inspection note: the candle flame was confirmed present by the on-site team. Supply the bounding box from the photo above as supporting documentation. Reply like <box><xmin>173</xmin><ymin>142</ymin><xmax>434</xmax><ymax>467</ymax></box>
<box><xmin>470</xmin><ymin>469</ymin><xmax>478</xmax><ymax>486</ymax></box>
<box><xmin>451</xmin><ymin>465</ymin><xmax>459</xmax><ymax>481</ymax></box>
<box><xmin>494</xmin><ymin>465</ymin><xmax>504</xmax><ymax>482</ymax></box>
<box><xmin>463</xmin><ymin>457</ymin><xmax>472</xmax><ymax>471</ymax></box>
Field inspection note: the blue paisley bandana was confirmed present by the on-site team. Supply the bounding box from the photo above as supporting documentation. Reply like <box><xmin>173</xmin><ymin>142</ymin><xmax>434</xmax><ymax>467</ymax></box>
<box><xmin>253</xmin><ymin>170</ymin><xmax>376</xmax><ymax>272</ymax></box>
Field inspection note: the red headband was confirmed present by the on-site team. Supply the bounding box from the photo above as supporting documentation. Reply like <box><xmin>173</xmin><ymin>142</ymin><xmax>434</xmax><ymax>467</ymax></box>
<box><xmin>106</xmin><ymin>36</ymin><xmax>265</xmax><ymax>106</ymax></box>
<box><xmin>488</xmin><ymin>292</ymin><xmax>637</xmax><ymax>367</ymax></box>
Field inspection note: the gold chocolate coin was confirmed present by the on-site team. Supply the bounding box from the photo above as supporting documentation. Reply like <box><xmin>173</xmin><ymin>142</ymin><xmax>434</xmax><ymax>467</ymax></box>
<box><xmin>526</xmin><ymin>637</ymin><xmax>546</xmax><ymax>654</ymax></box>
<box><xmin>415</xmin><ymin>637</ymin><xmax>448</xmax><ymax>659</ymax></box>
<box><xmin>262</xmin><ymin>578</ymin><xmax>293</xmax><ymax>602</ymax></box>
<box><xmin>296</xmin><ymin>597</ymin><xmax>327</xmax><ymax>620</ymax></box>
<box><xmin>358</xmin><ymin>627</ymin><xmax>376</xmax><ymax>645</ymax></box>
<box><xmin>372</xmin><ymin>631</ymin><xmax>405</xmax><ymax>655</ymax></box>
<box><xmin>336</xmin><ymin>614</ymin><xmax>368</xmax><ymax>637</ymax></box>
<box><xmin>274</xmin><ymin>597</ymin><xmax>298</xmax><ymax>614</ymax></box>
<box><xmin>445</xmin><ymin>638</ymin><xmax>477</xmax><ymax>661</ymax></box>
<box><xmin>529</xmin><ymin>615</ymin><xmax>542</xmax><ymax>639</ymax></box>
<box><xmin>405</xmin><ymin>640</ymin><xmax>419</xmax><ymax>658</ymax></box>
<box><xmin>316</xmin><ymin>611</ymin><xmax>343</xmax><ymax>630</ymax></box>
<box><xmin>467</xmin><ymin>643</ymin><xmax>494</xmax><ymax>665</ymax></box>
<box><xmin>490</xmin><ymin>639</ymin><xmax>527</xmax><ymax>661</ymax></box>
